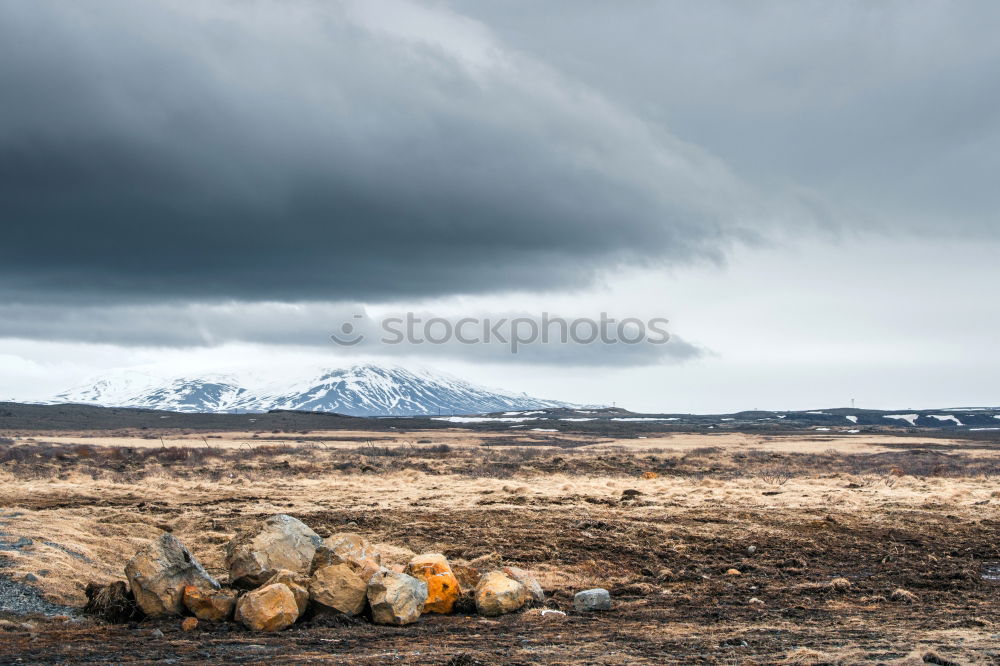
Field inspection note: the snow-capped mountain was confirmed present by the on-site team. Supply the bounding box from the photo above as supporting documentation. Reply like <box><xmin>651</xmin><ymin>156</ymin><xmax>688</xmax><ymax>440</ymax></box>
<box><xmin>54</xmin><ymin>364</ymin><xmax>572</xmax><ymax>416</ymax></box>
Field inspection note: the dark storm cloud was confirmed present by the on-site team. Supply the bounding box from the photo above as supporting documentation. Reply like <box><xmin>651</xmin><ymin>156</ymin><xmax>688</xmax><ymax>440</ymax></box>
<box><xmin>4</xmin><ymin>0</ymin><xmax>997</xmax><ymax>362</ymax></box>
<box><xmin>0</xmin><ymin>0</ymin><xmax>768</xmax><ymax>306</ymax></box>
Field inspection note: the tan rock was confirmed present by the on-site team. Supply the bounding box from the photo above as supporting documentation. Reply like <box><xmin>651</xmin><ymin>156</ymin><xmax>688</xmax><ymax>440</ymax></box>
<box><xmin>475</xmin><ymin>571</ymin><xmax>529</xmax><ymax>617</ymax></box>
<box><xmin>180</xmin><ymin>617</ymin><xmax>198</xmax><ymax>632</ymax></box>
<box><xmin>125</xmin><ymin>534</ymin><xmax>220</xmax><ymax>617</ymax></box>
<box><xmin>263</xmin><ymin>569</ymin><xmax>310</xmax><ymax>615</ymax></box>
<box><xmin>234</xmin><ymin>583</ymin><xmax>300</xmax><ymax>632</ymax></box>
<box><xmin>182</xmin><ymin>585</ymin><xmax>238</xmax><ymax>622</ymax></box>
<box><xmin>502</xmin><ymin>566</ymin><xmax>544</xmax><ymax>604</ymax></box>
<box><xmin>225</xmin><ymin>515</ymin><xmax>322</xmax><ymax>588</ymax></box>
<box><xmin>313</xmin><ymin>533</ymin><xmax>381</xmax><ymax>579</ymax></box>
<box><xmin>367</xmin><ymin>570</ymin><xmax>427</xmax><ymax>625</ymax></box>
<box><xmin>405</xmin><ymin>554</ymin><xmax>460</xmax><ymax>614</ymax></box>
<box><xmin>309</xmin><ymin>563</ymin><xmax>368</xmax><ymax>616</ymax></box>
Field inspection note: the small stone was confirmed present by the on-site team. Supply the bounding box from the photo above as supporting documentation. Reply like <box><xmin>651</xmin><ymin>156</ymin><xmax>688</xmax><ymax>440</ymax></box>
<box><xmin>181</xmin><ymin>617</ymin><xmax>198</xmax><ymax>631</ymax></box>
<box><xmin>309</xmin><ymin>563</ymin><xmax>368</xmax><ymax>616</ymax></box>
<box><xmin>405</xmin><ymin>554</ymin><xmax>461</xmax><ymax>614</ymax></box>
<box><xmin>367</xmin><ymin>570</ymin><xmax>427</xmax><ymax>625</ymax></box>
<box><xmin>182</xmin><ymin>586</ymin><xmax>238</xmax><ymax>622</ymax></box>
<box><xmin>748</xmin><ymin>597</ymin><xmax>765</xmax><ymax>606</ymax></box>
<box><xmin>573</xmin><ymin>588</ymin><xmax>611</xmax><ymax>612</ymax></box>
<box><xmin>150</xmin><ymin>628</ymin><xmax>164</xmax><ymax>638</ymax></box>
<box><xmin>23</xmin><ymin>573</ymin><xmax>38</xmax><ymax>583</ymax></box>
<box><xmin>747</xmin><ymin>545</ymin><xmax>757</xmax><ymax>554</ymax></box>
<box><xmin>502</xmin><ymin>566</ymin><xmax>544</xmax><ymax>604</ymax></box>
<box><xmin>890</xmin><ymin>588</ymin><xmax>918</xmax><ymax>604</ymax></box>
<box><xmin>475</xmin><ymin>571</ymin><xmax>529</xmax><ymax>617</ymax></box>
<box><xmin>234</xmin><ymin>583</ymin><xmax>300</xmax><ymax>632</ymax></box>
<box><xmin>725</xmin><ymin>568</ymin><xmax>742</xmax><ymax>576</ymax></box>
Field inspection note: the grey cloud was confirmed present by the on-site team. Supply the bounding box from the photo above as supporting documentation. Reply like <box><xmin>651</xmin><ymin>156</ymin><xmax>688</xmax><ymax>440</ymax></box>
<box><xmin>0</xmin><ymin>302</ymin><xmax>703</xmax><ymax>367</ymax></box>
<box><xmin>450</xmin><ymin>0</ymin><xmax>1000</xmax><ymax>235</ymax></box>
<box><xmin>0</xmin><ymin>0</ymin><xmax>770</xmax><ymax>306</ymax></box>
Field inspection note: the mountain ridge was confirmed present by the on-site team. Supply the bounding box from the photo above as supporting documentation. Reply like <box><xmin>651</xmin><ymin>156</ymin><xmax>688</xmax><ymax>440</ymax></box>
<box><xmin>53</xmin><ymin>363</ymin><xmax>573</xmax><ymax>416</ymax></box>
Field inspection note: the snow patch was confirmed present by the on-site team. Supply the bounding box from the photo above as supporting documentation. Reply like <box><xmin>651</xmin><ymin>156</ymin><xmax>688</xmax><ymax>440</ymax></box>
<box><xmin>928</xmin><ymin>414</ymin><xmax>964</xmax><ymax>426</ymax></box>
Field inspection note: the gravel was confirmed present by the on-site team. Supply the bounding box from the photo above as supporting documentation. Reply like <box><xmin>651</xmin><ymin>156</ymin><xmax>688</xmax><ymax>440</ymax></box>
<box><xmin>0</xmin><ymin>541</ymin><xmax>74</xmax><ymax>616</ymax></box>
<box><xmin>0</xmin><ymin>574</ymin><xmax>73</xmax><ymax>616</ymax></box>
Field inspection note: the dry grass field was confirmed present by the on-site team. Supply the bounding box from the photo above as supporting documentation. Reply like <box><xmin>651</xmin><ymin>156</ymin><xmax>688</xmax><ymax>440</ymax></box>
<box><xmin>1</xmin><ymin>428</ymin><xmax>999</xmax><ymax>664</ymax></box>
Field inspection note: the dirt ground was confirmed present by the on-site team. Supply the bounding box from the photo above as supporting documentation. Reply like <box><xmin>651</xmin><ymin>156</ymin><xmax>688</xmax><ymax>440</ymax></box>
<box><xmin>1</xmin><ymin>429</ymin><xmax>999</xmax><ymax>664</ymax></box>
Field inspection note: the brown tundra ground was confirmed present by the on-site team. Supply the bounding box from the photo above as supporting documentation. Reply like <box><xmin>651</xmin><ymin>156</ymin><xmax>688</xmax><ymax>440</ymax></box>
<box><xmin>1</xmin><ymin>428</ymin><xmax>999</xmax><ymax>664</ymax></box>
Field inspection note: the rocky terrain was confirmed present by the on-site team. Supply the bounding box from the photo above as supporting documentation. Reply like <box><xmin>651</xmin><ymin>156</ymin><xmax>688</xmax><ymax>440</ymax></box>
<box><xmin>1</xmin><ymin>426</ymin><xmax>1000</xmax><ymax>663</ymax></box>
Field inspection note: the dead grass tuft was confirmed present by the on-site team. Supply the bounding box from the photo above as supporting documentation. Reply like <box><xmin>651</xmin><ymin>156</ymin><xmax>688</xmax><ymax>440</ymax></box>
<box><xmin>83</xmin><ymin>581</ymin><xmax>142</xmax><ymax>623</ymax></box>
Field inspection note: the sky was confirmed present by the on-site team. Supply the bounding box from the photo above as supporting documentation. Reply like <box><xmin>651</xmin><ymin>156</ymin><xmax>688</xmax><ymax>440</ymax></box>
<box><xmin>1</xmin><ymin>0</ymin><xmax>997</xmax><ymax>412</ymax></box>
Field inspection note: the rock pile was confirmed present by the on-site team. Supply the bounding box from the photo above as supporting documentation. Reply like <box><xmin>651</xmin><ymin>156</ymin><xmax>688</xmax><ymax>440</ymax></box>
<box><xmin>88</xmin><ymin>513</ymin><xmax>598</xmax><ymax>632</ymax></box>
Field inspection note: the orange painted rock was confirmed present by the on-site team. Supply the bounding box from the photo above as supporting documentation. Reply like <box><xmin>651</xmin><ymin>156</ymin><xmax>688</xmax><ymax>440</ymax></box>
<box><xmin>405</xmin><ymin>554</ymin><xmax>460</xmax><ymax>614</ymax></box>
<box><xmin>182</xmin><ymin>585</ymin><xmax>238</xmax><ymax>622</ymax></box>
<box><xmin>234</xmin><ymin>583</ymin><xmax>300</xmax><ymax>632</ymax></box>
